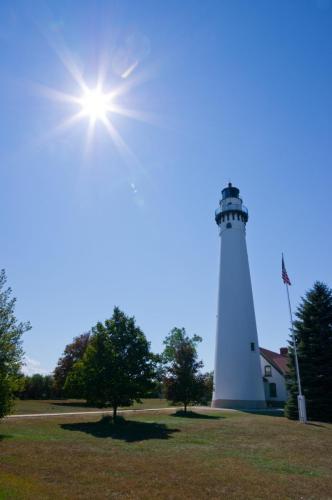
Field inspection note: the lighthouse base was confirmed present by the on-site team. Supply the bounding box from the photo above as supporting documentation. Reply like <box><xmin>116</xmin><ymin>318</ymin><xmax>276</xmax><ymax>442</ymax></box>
<box><xmin>212</xmin><ymin>399</ymin><xmax>266</xmax><ymax>410</ymax></box>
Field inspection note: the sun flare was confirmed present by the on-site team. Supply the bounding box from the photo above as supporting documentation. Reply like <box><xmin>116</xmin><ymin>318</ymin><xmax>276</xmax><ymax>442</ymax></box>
<box><xmin>38</xmin><ymin>56</ymin><xmax>154</xmax><ymax>160</ymax></box>
<box><xmin>78</xmin><ymin>87</ymin><xmax>113</xmax><ymax>122</ymax></box>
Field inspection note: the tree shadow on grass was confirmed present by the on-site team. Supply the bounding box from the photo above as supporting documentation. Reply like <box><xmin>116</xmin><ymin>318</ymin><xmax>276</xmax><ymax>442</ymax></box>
<box><xmin>171</xmin><ymin>410</ymin><xmax>223</xmax><ymax>419</ymax></box>
<box><xmin>242</xmin><ymin>409</ymin><xmax>284</xmax><ymax>417</ymax></box>
<box><xmin>306</xmin><ymin>422</ymin><xmax>328</xmax><ymax>428</ymax></box>
<box><xmin>61</xmin><ymin>416</ymin><xmax>179</xmax><ymax>442</ymax></box>
<box><xmin>52</xmin><ymin>401</ymin><xmax>102</xmax><ymax>409</ymax></box>
<box><xmin>0</xmin><ymin>434</ymin><xmax>12</xmax><ymax>441</ymax></box>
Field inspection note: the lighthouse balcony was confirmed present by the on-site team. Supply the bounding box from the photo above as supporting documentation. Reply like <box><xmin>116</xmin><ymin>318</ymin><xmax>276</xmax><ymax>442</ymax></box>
<box><xmin>215</xmin><ymin>204</ymin><xmax>248</xmax><ymax>224</ymax></box>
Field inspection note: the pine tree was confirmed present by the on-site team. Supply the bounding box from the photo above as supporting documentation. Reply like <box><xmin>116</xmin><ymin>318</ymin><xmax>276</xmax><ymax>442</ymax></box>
<box><xmin>285</xmin><ymin>282</ymin><xmax>332</xmax><ymax>422</ymax></box>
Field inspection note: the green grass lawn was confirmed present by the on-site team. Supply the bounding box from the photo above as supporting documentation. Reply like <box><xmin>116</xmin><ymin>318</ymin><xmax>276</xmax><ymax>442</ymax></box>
<box><xmin>13</xmin><ymin>398</ymin><xmax>171</xmax><ymax>415</ymax></box>
<box><xmin>1</xmin><ymin>409</ymin><xmax>331</xmax><ymax>499</ymax></box>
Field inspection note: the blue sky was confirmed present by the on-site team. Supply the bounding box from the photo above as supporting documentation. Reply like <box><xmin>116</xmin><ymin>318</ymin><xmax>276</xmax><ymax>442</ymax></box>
<box><xmin>1</xmin><ymin>0</ymin><xmax>331</xmax><ymax>374</ymax></box>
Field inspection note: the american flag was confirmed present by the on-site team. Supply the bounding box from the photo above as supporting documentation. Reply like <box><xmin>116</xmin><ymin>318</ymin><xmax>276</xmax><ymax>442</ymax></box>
<box><xmin>282</xmin><ymin>255</ymin><xmax>291</xmax><ymax>285</ymax></box>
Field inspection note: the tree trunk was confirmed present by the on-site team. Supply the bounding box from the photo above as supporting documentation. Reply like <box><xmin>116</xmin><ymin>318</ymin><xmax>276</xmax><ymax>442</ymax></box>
<box><xmin>113</xmin><ymin>405</ymin><xmax>117</xmax><ymax>421</ymax></box>
<box><xmin>184</xmin><ymin>402</ymin><xmax>187</xmax><ymax>413</ymax></box>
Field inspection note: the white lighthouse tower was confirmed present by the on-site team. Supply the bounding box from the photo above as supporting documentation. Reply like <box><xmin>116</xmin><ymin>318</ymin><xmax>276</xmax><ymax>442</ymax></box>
<box><xmin>212</xmin><ymin>183</ymin><xmax>266</xmax><ymax>409</ymax></box>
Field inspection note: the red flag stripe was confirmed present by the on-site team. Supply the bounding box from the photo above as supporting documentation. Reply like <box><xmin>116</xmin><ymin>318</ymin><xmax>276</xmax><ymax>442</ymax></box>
<box><xmin>282</xmin><ymin>256</ymin><xmax>291</xmax><ymax>285</ymax></box>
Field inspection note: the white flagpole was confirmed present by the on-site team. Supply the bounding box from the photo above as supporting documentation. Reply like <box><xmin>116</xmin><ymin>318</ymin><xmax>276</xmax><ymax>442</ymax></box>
<box><xmin>283</xmin><ymin>255</ymin><xmax>307</xmax><ymax>423</ymax></box>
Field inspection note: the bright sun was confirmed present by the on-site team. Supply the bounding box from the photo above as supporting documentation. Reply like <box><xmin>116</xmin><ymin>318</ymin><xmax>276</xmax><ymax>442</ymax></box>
<box><xmin>79</xmin><ymin>87</ymin><xmax>112</xmax><ymax>122</ymax></box>
<box><xmin>41</xmin><ymin>65</ymin><xmax>150</xmax><ymax>156</ymax></box>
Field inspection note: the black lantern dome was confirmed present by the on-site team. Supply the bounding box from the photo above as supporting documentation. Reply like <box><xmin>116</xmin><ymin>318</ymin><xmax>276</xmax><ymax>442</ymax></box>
<box><xmin>215</xmin><ymin>183</ymin><xmax>248</xmax><ymax>225</ymax></box>
<box><xmin>221</xmin><ymin>183</ymin><xmax>240</xmax><ymax>200</ymax></box>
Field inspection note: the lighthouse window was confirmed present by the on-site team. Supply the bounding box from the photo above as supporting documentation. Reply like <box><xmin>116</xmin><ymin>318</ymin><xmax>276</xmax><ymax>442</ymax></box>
<box><xmin>250</xmin><ymin>342</ymin><xmax>255</xmax><ymax>351</ymax></box>
<box><xmin>226</xmin><ymin>223</ymin><xmax>232</xmax><ymax>229</ymax></box>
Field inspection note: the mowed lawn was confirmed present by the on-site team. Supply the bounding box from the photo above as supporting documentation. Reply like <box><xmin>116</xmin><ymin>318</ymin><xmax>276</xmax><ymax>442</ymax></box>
<box><xmin>13</xmin><ymin>398</ymin><xmax>171</xmax><ymax>415</ymax></box>
<box><xmin>1</xmin><ymin>409</ymin><xmax>332</xmax><ymax>499</ymax></box>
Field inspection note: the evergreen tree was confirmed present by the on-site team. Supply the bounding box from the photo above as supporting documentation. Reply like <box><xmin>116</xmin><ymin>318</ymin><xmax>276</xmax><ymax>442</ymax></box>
<box><xmin>65</xmin><ymin>307</ymin><xmax>155</xmax><ymax>420</ymax></box>
<box><xmin>0</xmin><ymin>269</ymin><xmax>30</xmax><ymax>418</ymax></box>
<box><xmin>285</xmin><ymin>281</ymin><xmax>332</xmax><ymax>422</ymax></box>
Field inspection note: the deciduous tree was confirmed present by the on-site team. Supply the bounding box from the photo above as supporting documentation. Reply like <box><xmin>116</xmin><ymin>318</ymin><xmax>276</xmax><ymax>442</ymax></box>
<box><xmin>163</xmin><ymin>328</ymin><xmax>204</xmax><ymax>412</ymax></box>
<box><xmin>65</xmin><ymin>307</ymin><xmax>155</xmax><ymax>420</ymax></box>
<box><xmin>199</xmin><ymin>371</ymin><xmax>214</xmax><ymax>406</ymax></box>
<box><xmin>21</xmin><ymin>374</ymin><xmax>55</xmax><ymax>399</ymax></box>
<box><xmin>53</xmin><ymin>332</ymin><xmax>90</xmax><ymax>395</ymax></box>
<box><xmin>162</xmin><ymin>327</ymin><xmax>202</xmax><ymax>364</ymax></box>
<box><xmin>0</xmin><ymin>270</ymin><xmax>30</xmax><ymax>418</ymax></box>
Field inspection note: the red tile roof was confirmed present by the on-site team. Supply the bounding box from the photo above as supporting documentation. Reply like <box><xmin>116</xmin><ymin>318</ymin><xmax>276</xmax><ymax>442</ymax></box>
<box><xmin>260</xmin><ymin>347</ymin><xmax>289</xmax><ymax>376</ymax></box>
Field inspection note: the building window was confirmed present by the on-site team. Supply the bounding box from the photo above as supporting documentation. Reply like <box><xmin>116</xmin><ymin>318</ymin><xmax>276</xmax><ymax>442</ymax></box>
<box><xmin>269</xmin><ymin>383</ymin><xmax>277</xmax><ymax>398</ymax></box>
<box><xmin>250</xmin><ymin>342</ymin><xmax>255</xmax><ymax>351</ymax></box>
<box><xmin>226</xmin><ymin>222</ymin><xmax>232</xmax><ymax>229</ymax></box>
<box><xmin>264</xmin><ymin>365</ymin><xmax>272</xmax><ymax>377</ymax></box>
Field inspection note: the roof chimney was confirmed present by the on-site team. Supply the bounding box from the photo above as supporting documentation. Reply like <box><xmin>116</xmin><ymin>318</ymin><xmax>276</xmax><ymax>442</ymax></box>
<box><xmin>280</xmin><ymin>347</ymin><xmax>288</xmax><ymax>356</ymax></box>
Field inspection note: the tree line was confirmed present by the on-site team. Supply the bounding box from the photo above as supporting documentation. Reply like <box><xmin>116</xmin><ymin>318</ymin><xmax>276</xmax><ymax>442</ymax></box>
<box><xmin>0</xmin><ymin>265</ymin><xmax>213</xmax><ymax>419</ymax></box>
<box><xmin>16</xmin><ymin>326</ymin><xmax>214</xmax><ymax>412</ymax></box>
<box><xmin>51</xmin><ymin>316</ymin><xmax>212</xmax><ymax>419</ymax></box>
<box><xmin>1</xmin><ymin>268</ymin><xmax>332</xmax><ymax>422</ymax></box>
